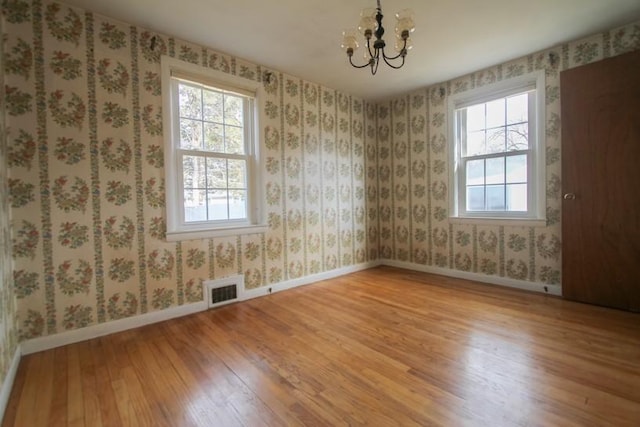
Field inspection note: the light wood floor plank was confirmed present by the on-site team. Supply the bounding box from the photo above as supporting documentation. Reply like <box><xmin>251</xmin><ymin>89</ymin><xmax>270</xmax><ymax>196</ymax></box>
<box><xmin>48</xmin><ymin>347</ymin><xmax>68</xmax><ymax>426</ymax></box>
<box><xmin>3</xmin><ymin>267</ymin><xmax>640</xmax><ymax>426</ymax></box>
<box><xmin>66</xmin><ymin>346</ymin><xmax>83</xmax><ymax>427</ymax></box>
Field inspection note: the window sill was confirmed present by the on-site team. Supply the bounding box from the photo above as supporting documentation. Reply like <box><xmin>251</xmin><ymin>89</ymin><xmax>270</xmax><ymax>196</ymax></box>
<box><xmin>449</xmin><ymin>216</ymin><xmax>547</xmax><ymax>227</ymax></box>
<box><xmin>166</xmin><ymin>224</ymin><xmax>268</xmax><ymax>242</ymax></box>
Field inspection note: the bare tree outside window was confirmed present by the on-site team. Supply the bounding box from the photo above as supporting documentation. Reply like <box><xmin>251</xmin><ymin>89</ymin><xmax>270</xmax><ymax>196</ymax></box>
<box><xmin>176</xmin><ymin>80</ymin><xmax>249</xmax><ymax>222</ymax></box>
<box><xmin>459</xmin><ymin>92</ymin><xmax>531</xmax><ymax>212</ymax></box>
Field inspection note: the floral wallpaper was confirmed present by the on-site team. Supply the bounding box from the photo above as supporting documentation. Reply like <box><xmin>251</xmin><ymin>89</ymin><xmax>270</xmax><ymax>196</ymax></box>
<box><xmin>1</xmin><ymin>8</ymin><xmax>19</xmax><ymax>398</ymax></box>
<box><xmin>2</xmin><ymin>0</ymin><xmax>639</xmax><ymax>351</ymax></box>
<box><xmin>3</xmin><ymin>0</ymin><xmax>373</xmax><ymax>340</ymax></box>
<box><xmin>377</xmin><ymin>21</ymin><xmax>640</xmax><ymax>287</ymax></box>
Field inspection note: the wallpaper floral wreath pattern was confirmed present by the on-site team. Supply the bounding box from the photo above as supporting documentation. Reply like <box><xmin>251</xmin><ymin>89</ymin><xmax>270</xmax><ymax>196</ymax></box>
<box><xmin>1</xmin><ymin>0</ymin><xmax>639</xmax><ymax>365</ymax></box>
<box><xmin>1</xmin><ymin>6</ymin><xmax>19</xmax><ymax>396</ymax></box>
<box><xmin>3</xmin><ymin>0</ymin><xmax>373</xmax><ymax>343</ymax></box>
<box><xmin>374</xmin><ymin>23</ymin><xmax>639</xmax><ymax>281</ymax></box>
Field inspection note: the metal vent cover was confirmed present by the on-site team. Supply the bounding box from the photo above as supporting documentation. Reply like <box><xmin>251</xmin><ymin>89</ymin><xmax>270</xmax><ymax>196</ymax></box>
<box><xmin>203</xmin><ymin>275</ymin><xmax>244</xmax><ymax>309</ymax></box>
<box><xmin>210</xmin><ymin>284</ymin><xmax>237</xmax><ymax>305</ymax></box>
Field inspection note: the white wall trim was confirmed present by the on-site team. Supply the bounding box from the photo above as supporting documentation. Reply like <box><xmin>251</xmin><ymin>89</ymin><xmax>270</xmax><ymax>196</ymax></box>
<box><xmin>19</xmin><ymin>261</ymin><xmax>380</xmax><ymax>355</ymax></box>
<box><xmin>19</xmin><ymin>259</ymin><xmax>559</xmax><ymax>356</ymax></box>
<box><xmin>20</xmin><ymin>301</ymin><xmax>207</xmax><ymax>355</ymax></box>
<box><xmin>243</xmin><ymin>261</ymin><xmax>381</xmax><ymax>300</ymax></box>
<box><xmin>381</xmin><ymin>259</ymin><xmax>562</xmax><ymax>296</ymax></box>
<box><xmin>0</xmin><ymin>346</ymin><xmax>21</xmax><ymax>424</ymax></box>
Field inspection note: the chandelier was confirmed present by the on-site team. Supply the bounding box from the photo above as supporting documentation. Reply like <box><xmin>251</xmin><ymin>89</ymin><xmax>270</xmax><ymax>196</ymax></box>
<box><xmin>341</xmin><ymin>0</ymin><xmax>415</xmax><ymax>75</ymax></box>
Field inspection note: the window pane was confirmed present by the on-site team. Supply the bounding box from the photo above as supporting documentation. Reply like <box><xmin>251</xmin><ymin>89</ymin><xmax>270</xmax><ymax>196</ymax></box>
<box><xmin>507</xmin><ymin>183</ymin><xmax>527</xmax><ymax>211</ymax></box>
<box><xmin>180</xmin><ymin>118</ymin><xmax>203</xmax><ymax>150</ymax></box>
<box><xmin>506</xmin><ymin>123</ymin><xmax>528</xmax><ymax>151</ymax></box>
<box><xmin>486</xmin><ymin>127</ymin><xmax>506</xmax><ymax>153</ymax></box>
<box><xmin>227</xmin><ymin>159</ymin><xmax>247</xmax><ymax>189</ymax></box>
<box><xmin>204</xmin><ymin>122</ymin><xmax>224</xmax><ymax>152</ymax></box>
<box><xmin>507</xmin><ymin>93</ymin><xmax>528</xmax><ymax>124</ymax></box>
<box><xmin>184</xmin><ymin>189</ymin><xmax>206</xmax><ymax>222</ymax></box>
<box><xmin>486</xmin><ymin>157</ymin><xmax>504</xmax><ymax>185</ymax></box>
<box><xmin>486</xmin><ymin>99</ymin><xmax>505</xmax><ymax>128</ymax></box>
<box><xmin>183</xmin><ymin>155</ymin><xmax>206</xmax><ymax>189</ymax></box>
<box><xmin>467</xmin><ymin>186</ymin><xmax>485</xmax><ymax>211</ymax></box>
<box><xmin>203</xmin><ymin>89</ymin><xmax>223</xmax><ymax>123</ymax></box>
<box><xmin>178</xmin><ymin>84</ymin><xmax>202</xmax><ymax>119</ymax></box>
<box><xmin>455</xmin><ymin>87</ymin><xmax>537</xmax><ymax>218</ymax></box>
<box><xmin>506</xmin><ymin>155</ymin><xmax>527</xmax><ymax>183</ymax></box>
<box><xmin>170</xmin><ymin>72</ymin><xmax>257</xmax><ymax>230</ymax></box>
<box><xmin>225</xmin><ymin>125</ymin><xmax>245</xmax><ymax>154</ymax></box>
<box><xmin>466</xmin><ymin>104</ymin><xmax>485</xmax><ymax>132</ymax></box>
<box><xmin>182</xmin><ymin>156</ymin><xmax>195</xmax><ymax>188</ymax></box>
<box><xmin>224</xmin><ymin>95</ymin><xmax>243</xmax><ymax>126</ymax></box>
<box><xmin>206</xmin><ymin>158</ymin><xmax>226</xmax><ymax>188</ymax></box>
<box><xmin>486</xmin><ymin>185</ymin><xmax>505</xmax><ymax>211</ymax></box>
<box><xmin>466</xmin><ymin>130</ymin><xmax>485</xmax><ymax>156</ymax></box>
<box><xmin>466</xmin><ymin>159</ymin><xmax>484</xmax><ymax>186</ymax></box>
<box><xmin>207</xmin><ymin>190</ymin><xmax>228</xmax><ymax>220</ymax></box>
<box><xmin>229</xmin><ymin>190</ymin><xmax>247</xmax><ymax>219</ymax></box>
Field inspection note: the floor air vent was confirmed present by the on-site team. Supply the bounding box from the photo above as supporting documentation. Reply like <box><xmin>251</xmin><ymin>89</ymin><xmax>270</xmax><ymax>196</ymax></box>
<box><xmin>203</xmin><ymin>275</ymin><xmax>244</xmax><ymax>309</ymax></box>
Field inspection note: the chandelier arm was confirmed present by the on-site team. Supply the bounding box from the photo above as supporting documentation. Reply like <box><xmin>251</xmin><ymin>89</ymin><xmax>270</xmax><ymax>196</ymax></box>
<box><xmin>366</xmin><ymin>39</ymin><xmax>376</xmax><ymax>61</ymax></box>
<box><xmin>381</xmin><ymin>53</ymin><xmax>406</xmax><ymax>69</ymax></box>
<box><xmin>381</xmin><ymin>49</ymin><xmax>405</xmax><ymax>61</ymax></box>
<box><xmin>382</xmin><ymin>36</ymin><xmax>407</xmax><ymax>61</ymax></box>
<box><xmin>371</xmin><ymin>57</ymin><xmax>380</xmax><ymax>75</ymax></box>
<box><xmin>349</xmin><ymin>55</ymin><xmax>375</xmax><ymax>69</ymax></box>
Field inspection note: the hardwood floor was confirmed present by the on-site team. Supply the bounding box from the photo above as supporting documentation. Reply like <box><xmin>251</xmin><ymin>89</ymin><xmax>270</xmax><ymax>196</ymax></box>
<box><xmin>3</xmin><ymin>266</ymin><xmax>640</xmax><ymax>426</ymax></box>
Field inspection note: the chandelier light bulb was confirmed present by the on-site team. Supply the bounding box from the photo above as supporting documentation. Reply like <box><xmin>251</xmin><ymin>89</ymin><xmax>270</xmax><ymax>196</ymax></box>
<box><xmin>395</xmin><ymin>37</ymin><xmax>413</xmax><ymax>53</ymax></box>
<box><xmin>358</xmin><ymin>8</ymin><xmax>377</xmax><ymax>37</ymax></box>
<box><xmin>341</xmin><ymin>30</ymin><xmax>360</xmax><ymax>53</ymax></box>
<box><xmin>395</xmin><ymin>9</ymin><xmax>415</xmax><ymax>36</ymax></box>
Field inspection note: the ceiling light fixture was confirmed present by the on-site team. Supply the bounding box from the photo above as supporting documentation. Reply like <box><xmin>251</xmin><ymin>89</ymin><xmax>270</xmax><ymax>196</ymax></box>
<box><xmin>341</xmin><ymin>0</ymin><xmax>415</xmax><ymax>75</ymax></box>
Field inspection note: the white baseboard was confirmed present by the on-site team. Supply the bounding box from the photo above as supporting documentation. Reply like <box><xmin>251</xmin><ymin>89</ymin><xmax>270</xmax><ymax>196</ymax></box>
<box><xmin>19</xmin><ymin>259</ymin><xmax>559</xmax><ymax>356</ymax></box>
<box><xmin>20</xmin><ymin>301</ymin><xmax>208</xmax><ymax>355</ymax></box>
<box><xmin>0</xmin><ymin>346</ymin><xmax>21</xmax><ymax>424</ymax></box>
<box><xmin>242</xmin><ymin>261</ymin><xmax>381</xmax><ymax>300</ymax></box>
<box><xmin>381</xmin><ymin>259</ymin><xmax>562</xmax><ymax>296</ymax></box>
<box><xmin>19</xmin><ymin>261</ymin><xmax>380</xmax><ymax>355</ymax></box>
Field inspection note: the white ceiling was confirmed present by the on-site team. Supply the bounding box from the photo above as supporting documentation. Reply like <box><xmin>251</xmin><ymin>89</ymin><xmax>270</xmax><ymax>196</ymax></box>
<box><xmin>64</xmin><ymin>0</ymin><xmax>640</xmax><ymax>100</ymax></box>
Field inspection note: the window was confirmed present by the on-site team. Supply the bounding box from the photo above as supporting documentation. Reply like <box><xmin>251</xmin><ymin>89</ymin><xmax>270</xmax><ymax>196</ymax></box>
<box><xmin>449</xmin><ymin>71</ymin><xmax>545</xmax><ymax>221</ymax></box>
<box><xmin>162</xmin><ymin>56</ymin><xmax>266</xmax><ymax>241</ymax></box>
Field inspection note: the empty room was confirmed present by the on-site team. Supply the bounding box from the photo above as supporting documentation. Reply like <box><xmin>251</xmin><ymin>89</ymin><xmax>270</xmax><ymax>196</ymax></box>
<box><xmin>1</xmin><ymin>0</ymin><xmax>640</xmax><ymax>425</ymax></box>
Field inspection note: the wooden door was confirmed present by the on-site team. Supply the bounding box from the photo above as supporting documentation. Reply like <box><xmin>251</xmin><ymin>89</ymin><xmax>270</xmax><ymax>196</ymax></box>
<box><xmin>560</xmin><ymin>49</ymin><xmax>640</xmax><ymax>312</ymax></box>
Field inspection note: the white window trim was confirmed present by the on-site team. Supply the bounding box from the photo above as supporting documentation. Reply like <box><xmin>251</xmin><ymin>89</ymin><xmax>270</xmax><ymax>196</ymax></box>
<box><xmin>448</xmin><ymin>70</ymin><xmax>546</xmax><ymax>224</ymax></box>
<box><xmin>161</xmin><ymin>56</ymin><xmax>267</xmax><ymax>241</ymax></box>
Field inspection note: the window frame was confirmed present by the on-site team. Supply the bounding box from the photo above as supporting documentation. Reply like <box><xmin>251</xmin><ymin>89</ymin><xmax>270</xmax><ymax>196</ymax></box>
<box><xmin>162</xmin><ymin>56</ymin><xmax>266</xmax><ymax>241</ymax></box>
<box><xmin>448</xmin><ymin>70</ymin><xmax>546</xmax><ymax>223</ymax></box>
